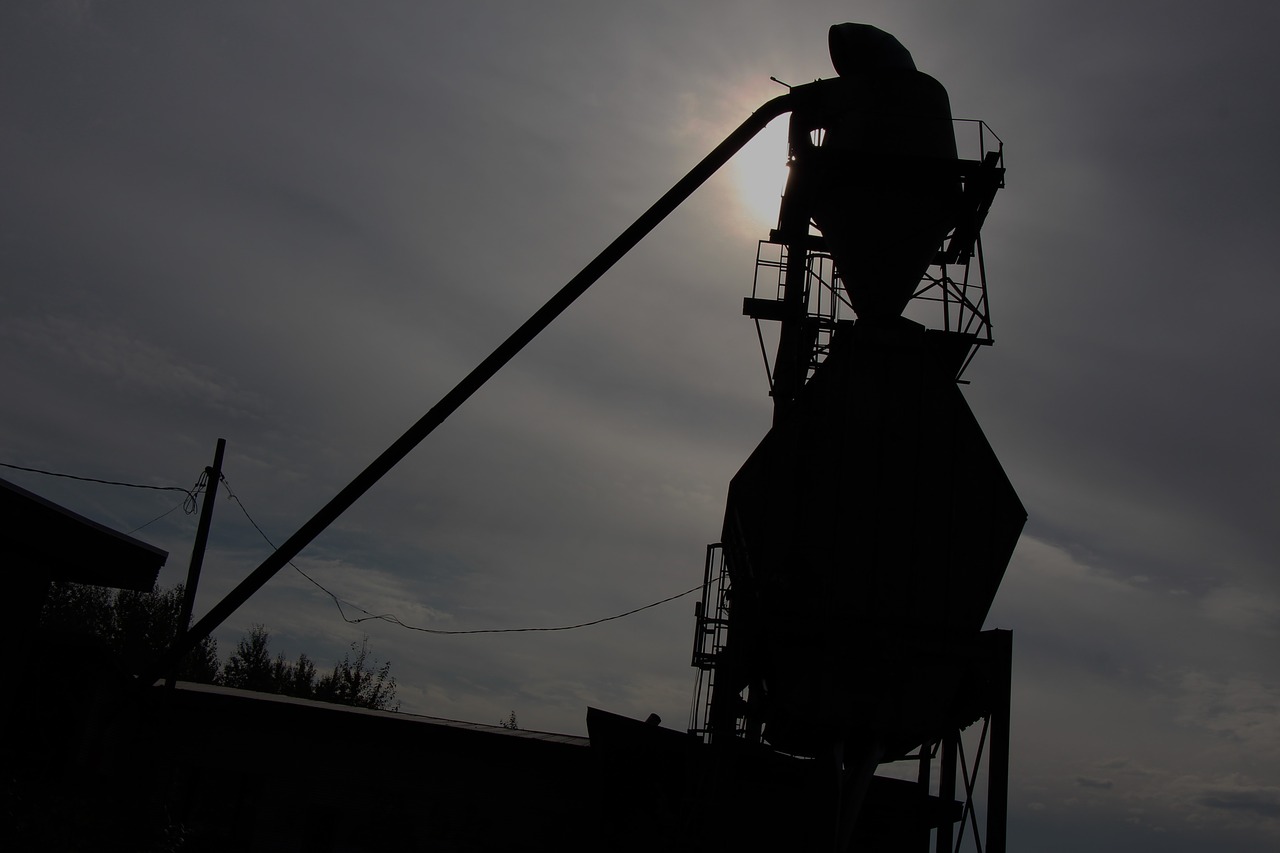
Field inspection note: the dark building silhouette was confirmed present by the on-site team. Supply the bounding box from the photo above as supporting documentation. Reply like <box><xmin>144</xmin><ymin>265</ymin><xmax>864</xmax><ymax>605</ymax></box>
<box><xmin>2</xmin><ymin>476</ymin><xmax>170</xmax><ymax>845</ymax></box>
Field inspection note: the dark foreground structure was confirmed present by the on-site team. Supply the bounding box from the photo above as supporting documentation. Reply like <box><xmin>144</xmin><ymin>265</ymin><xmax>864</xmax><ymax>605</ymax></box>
<box><xmin>11</xmin><ymin>675</ymin><xmax>597</xmax><ymax>852</ymax></box>
<box><xmin>154</xmin><ymin>685</ymin><xmax>596</xmax><ymax>852</ymax></box>
<box><xmin>595</xmin><ymin>23</ymin><xmax>1023</xmax><ymax>853</ymax></box>
<box><xmin>11</xmin><ymin>23</ymin><xmax>1021</xmax><ymax>853</ymax></box>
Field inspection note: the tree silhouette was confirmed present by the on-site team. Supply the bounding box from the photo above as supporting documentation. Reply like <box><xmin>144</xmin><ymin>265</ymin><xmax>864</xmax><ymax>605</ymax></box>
<box><xmin>40</xmin><ymin>581</ymin><xmax>220</xmax><ymax>682</ymax></box>
<box><xmin>290</xmin><ymin>652</ymin><xmax>317</xmax><ymax>699</ymax></box>
<box><xmin>40</xmin><ymin>582</ymin><xmax>398</xmax><ymax>710</ymax></box>
<box><xmin>222</xmin><ymin>627</ymin><xmax>320</xmax><ymax>700</ymax></box>
<box><xmin>314</xmin><ymin>637</ymin><xmax>399</xmax><ymax>711</ymax></box>
<box><xmin>221</xmin><ymin>628</ymin><xmax>397</xmax><ymax>710</ymax></box>
<box><xmin>222</xmin><ymin>624</ymin><xmax>276</xmax><ymax>692</ymax></box>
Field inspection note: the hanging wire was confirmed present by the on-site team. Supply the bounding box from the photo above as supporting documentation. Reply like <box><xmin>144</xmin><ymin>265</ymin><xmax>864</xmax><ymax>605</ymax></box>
<box><xmin>364</xmin><ymin>584</ymin><xmax>702</xmax><ymax>635</ymax></box>
<box><xmin>126</xmin><ymin>470</ymin><xmax>207</xmax><ymax>534</ymax></box>
<box><xmin>217</xmin><ymin>472</ymin><xmax>699</xmax><ymax>635</ymax></box>
<box><xmin>3</xmin><ymin>460</ymin><xmax>206</xmax><ymax>535</ymax></box>
<box><xmin>128</xmin><ymin>500</ymin><xmax>190</xmax><ymax>535</ymax></box>
<box><xmin>2</xmin><ymin>460</ymin><xmax>200</xmax><ymax>499</ymax></box>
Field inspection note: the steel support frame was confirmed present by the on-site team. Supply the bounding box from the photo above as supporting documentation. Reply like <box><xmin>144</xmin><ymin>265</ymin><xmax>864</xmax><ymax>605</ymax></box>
<box><xmin>747</xmin><ymin>227</ymin><xmax>997</xmax><ymax>389</ymax></box>
<box><xmin>690</xmin><ymin>543</ymin><xmax>735</xmax><ymax>739</ymax></box>
<box><xmin>929</xmin><ymin>628</ymin><xmax>1012</xmax><ymax>853</ymax></box>
<box><xmin>691</xmin><ymin>599</ymin><xmax>1013</xmax><ymax>850</ymax></box>
<box><xmin>744</xmin><ymin>117</ymin><xmax>1005</xmax><ymax>391</ymax></box>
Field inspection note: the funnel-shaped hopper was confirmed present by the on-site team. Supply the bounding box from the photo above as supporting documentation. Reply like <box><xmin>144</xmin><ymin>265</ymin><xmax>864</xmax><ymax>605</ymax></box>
<box><xmin>716</xmin><ymin>322</ymin><xmax>1025</xmax><ymax>758</ymax></box>
<box><xmin>810</xmin><ymin>162</ymin><xmax>957</xmax><ymax>322</ymax></box>
<box><xmin>792</xmin><ymin>57</ymin><xmax>960</xmax><ymax>322</ymax></box>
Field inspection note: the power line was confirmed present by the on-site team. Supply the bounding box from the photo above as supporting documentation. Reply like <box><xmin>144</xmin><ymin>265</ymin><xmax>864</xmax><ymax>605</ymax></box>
<box><xmin>217</xmin><ymin>472</ymin><xmax>700</xmax><ymax>635</ymax></box>
<box><xmin>1</xmin><ymin>460</ymin><xmax>200</xmax><ymax>498</ymax></box>
<box><xmin>359</xmin><ymin>584</ymin><xmax>702</xmax><ymax>635</ymax></box>
<box><xmin>217</xmin><ymin>475</ymin><xmax>381</xmax><ymax>624</ymax></box>
<box><xmin>127</xmin><ymin>499</ymin><xmax>192</xmax><ymax>535</ymax></box>
<box><xmin>2</xmin><ymin>461</ymin><xmax>205</xmax><ymax>527</ymax></box>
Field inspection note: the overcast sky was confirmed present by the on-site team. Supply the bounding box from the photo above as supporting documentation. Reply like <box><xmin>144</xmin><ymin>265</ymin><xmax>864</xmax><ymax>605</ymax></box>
<box><xmin>3</xmin><ymin>2</ymin><xmax>1278</xmax><ymax>850</ymax></box>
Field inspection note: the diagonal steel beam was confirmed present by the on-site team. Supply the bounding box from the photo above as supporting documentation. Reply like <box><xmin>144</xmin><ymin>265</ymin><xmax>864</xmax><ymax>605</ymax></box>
<box><xmin>141</xmin><ymin>92</ymin><xmax>795</xmax><ymax>687</ymax></box>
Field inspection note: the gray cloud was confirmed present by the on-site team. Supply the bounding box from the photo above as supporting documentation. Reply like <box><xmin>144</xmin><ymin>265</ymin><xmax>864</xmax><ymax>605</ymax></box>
<box><xmin>4</xmin><ymin>2</ymin><xmax>1279</xmax><ymax>850</ymax></box>
<box><xmin>1077</xmin><ymin>777</ymin><xmax>1114</xmax><ymax>790</ymax></box>
<box><xmin>1199</xmin><ymin>789</ymin><xmax>1280</xmax><ymax>821</ymax></box>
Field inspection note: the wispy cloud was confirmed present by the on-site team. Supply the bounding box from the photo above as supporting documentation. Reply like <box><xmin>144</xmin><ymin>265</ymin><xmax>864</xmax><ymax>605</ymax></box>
<box><xmin>3</xmin><ymin>315</ymin><xmax>267</xmax><ymax>419</ymax></box>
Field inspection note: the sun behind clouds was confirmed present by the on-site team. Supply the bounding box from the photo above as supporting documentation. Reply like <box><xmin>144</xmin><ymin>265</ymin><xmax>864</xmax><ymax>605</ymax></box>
<box><xmin>730</xmin><ymin>114</ymin><xmax>790</xmax><ymax>232</ymax></box>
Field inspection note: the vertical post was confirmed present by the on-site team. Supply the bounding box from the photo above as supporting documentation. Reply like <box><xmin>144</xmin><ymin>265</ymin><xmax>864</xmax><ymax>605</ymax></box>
<box><xmin>986</xmin><ymin>629</ymin><xmax>1013</xmax><ymax>853</ymax></box>
<box><xmin>166</xmin><ymin>438</ymin><xmax>226</xmax><ymax>689</ymax></box>
<box><xmin>936</xmin><ymin>731</ymin><xmax>957</xmax><ymax>853</ymax></box>
<box><xmin>769</xmin><ymin>114</ymin><xmax>818</xmax><ymax>422</ymax></box>
<box><xmin>918</xmin><ymin>740</ymin><xmax>933</xmax><ymax>852</ymax></box>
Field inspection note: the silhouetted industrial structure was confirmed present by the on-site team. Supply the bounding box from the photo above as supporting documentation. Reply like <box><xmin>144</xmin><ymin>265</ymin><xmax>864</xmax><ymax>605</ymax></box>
<box><xmin>596</xmin><ymin>23</ymin><xmax>1023</xmax><ymax>853</ymax></box>
<box><xmin>15</xmin><ymin>22</ymin><xmax>1022</xmax><ymax>853</ymax></box>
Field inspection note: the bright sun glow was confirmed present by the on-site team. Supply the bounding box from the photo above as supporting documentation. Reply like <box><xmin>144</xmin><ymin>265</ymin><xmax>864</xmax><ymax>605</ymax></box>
<box><xmin>731</xmin><ymin>116</ymin><xmax>791</xmax><ymax>231</ymax></box>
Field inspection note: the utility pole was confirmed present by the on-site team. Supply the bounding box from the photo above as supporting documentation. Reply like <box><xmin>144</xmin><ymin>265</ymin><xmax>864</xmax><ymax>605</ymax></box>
<box><xmin>166</xmin><ymin>437</ymin><xmax>226</xmax><ymax>689</ymax></box>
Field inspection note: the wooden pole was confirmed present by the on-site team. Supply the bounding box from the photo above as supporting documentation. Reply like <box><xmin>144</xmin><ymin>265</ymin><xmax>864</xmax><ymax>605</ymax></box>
<box><xmin>165</xmin><ymin>437</ymin><xmax>225</xmax><ymax>689</ymax></box>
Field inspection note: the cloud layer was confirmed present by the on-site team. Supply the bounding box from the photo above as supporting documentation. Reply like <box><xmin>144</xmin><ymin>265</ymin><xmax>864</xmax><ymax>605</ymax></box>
<box><xmin>4</xmin><ymin>3</ymin><xmax>1277</xmax><ymax>850</ymax></box>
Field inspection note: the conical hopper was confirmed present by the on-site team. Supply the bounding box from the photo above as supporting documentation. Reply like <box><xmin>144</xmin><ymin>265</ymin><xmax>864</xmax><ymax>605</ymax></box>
<box><xmin>809</xmin><ymin>164</ymin><xmax>957</xmax><ymax>322</ymax></box>
<box><xmin>795</xmin><ymin>55</ymin><xmax>961</xmax><ymax>323</ymax></box>
<box><xmin>716</xmin><ymin>322</ymin><xmax>1026</xmax><ymax>758</ymax></box>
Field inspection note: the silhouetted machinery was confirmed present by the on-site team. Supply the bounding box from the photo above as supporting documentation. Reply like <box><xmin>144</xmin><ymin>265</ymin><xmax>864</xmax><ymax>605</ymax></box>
<box><xmin>138</xmin><ymin>19</ymin><xmax>1023</xmax><ymax>853</ymax></box>
<box><xmin>591</xmin><ymin>24</ymin><xmax>1024</xmax><ymax>853</ymax></box>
